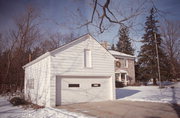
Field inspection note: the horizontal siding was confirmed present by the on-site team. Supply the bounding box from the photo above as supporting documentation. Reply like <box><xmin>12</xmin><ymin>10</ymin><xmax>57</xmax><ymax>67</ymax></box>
<box><xmin>50</xmin><ymin>37</ymin><xmax>114</xmax><ymax>76</ymax></box>
<box><xmin>49</xmin><ymin>36</ymin><xmax>116</xmax><ymax>106</ymax></box>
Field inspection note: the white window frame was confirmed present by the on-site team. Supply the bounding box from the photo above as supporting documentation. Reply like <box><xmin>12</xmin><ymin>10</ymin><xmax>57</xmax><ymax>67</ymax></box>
<box><xmin>84</xmin><ymin>49</ymin><xmax>92</xmax><ymax>68</ymax></box>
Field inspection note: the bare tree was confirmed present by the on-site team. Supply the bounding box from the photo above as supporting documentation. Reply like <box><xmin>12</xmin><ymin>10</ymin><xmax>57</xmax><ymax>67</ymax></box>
<box><xmin>1</xmin><ymin>6</ymin><xmax>41</xmax><ymax>94</ymax></box>
<box><xmin>13</xmin><ymin>6</ymin><xmax>41</xmax><ymax>91</ymax></box>
<box><xmin>40</xmin><ymin>33</ymin><xmax>74</xmax><ymax>52</ymax></box>
<box><xmin>1</xmin><ymin>32</ymin><xmax>18</xmax><ymax>94</ymax></box>
<box><xmin>81</xmin><ymin>0</ymin><xmax>147</xmax><ymax>33</ymax></box>
<box><xmin>0</xmin><ymin>33</ymin><xmax>3</xmax><ymax>55</ymax></box>
<box><xmin>160</xmin><ymin>20</ymin><xmax>180</xmax><ymax>79</ymax></box>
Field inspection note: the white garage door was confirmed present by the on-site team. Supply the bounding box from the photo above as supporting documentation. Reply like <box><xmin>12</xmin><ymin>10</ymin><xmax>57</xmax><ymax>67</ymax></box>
<box><xmin>56</xmin><ymin>76</ymin><xmax>111</xmax><ymax>105</ymax></box>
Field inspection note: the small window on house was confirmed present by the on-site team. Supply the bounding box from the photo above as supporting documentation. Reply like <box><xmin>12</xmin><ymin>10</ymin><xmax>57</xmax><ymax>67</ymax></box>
<box><xmin>91</xmin><ymin>83</ymin><xmax>101</xmax><ymax>87</ymax></box>
<box><xmin>121</xmin><ymin>73</ymin><xmax>126</xmax><ymax>82</ymax></box>
<box><xmin>124</xmin><ymin>59</ymin><xmax>128</xmax><ymax>68</ymax></box>
<box><xmin>68</xmin><ymin>84</ymin><xmax>80</xmax><ymax>87</ymax></box>
<box><xmin>84</xmin><ymin>49</ymin><xmax>92</xmax><ymax>68</ymax></box>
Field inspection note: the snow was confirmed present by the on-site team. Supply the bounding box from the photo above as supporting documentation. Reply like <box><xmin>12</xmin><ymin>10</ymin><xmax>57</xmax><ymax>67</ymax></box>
<box><xmin>108</xmin><ymin>50</ymin><xmax>135</xmax><ymax>58</ymax></box>
<box><xmin>116</xmin><ymin>82</ymin><xmax>180</xmax><ymax>104</ymax></box>
<box><xmin>1</xmin><ymin>82</ymin><xmax>180</xmax><ymax>118</ymax></box>
<box><xmin>0</xmin><ymin>97</ymin><xmax>94</xmax><ymax>118</ymax></box>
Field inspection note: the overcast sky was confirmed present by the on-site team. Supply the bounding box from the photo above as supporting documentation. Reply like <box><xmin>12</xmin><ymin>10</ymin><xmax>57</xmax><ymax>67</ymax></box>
<box><xmin>0</xmin><ymin>0</ymin><xmax>180</xmax><ymax>54</ymax></box>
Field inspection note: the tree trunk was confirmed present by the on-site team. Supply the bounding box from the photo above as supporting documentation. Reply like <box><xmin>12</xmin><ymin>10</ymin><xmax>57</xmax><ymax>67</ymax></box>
<box><xmin>153</xmin><ymin>78</ymin><xmax>157</xmax><ymax>85</ymax></box>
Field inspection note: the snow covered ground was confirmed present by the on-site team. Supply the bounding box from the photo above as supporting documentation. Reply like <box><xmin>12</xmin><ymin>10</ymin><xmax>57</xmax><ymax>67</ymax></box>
<box><xmin>117</xmin><ymin>82</ymin><xmax>180</xmax><ymax>104</ymax></box>
<box><xmin>1</xmin><ymin>82</ymin><xmax>180</xmax><ymax>118</ymax></box>
<box><xmin>0</xmin><ymin>96</ymin><xmax>93</xmax><ymax>118</ymax></box>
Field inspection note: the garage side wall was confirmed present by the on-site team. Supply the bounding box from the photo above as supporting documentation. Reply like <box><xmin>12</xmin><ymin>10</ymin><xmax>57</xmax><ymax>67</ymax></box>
<box><xmin>24</xmin><ymin>56</ymin><xmax>51</xmax><ymax>106</ymax></box>
<box><xmin>50</xmin><ymin>36</ymin><xmax>115</xmax><ymax>106</ymax></box>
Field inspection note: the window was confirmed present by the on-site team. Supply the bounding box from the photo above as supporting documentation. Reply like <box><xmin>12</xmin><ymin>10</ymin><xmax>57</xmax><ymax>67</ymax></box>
<box><xmin>27</xmin><ymin>79</ymin><xmax>34</xmax><ymax>89</ymax></box>
<box><xmin>121</xmin><ymin>73</ymin><xmax>126</xmax><ymax>82</ymax></box>
<box><xmin>68</xmin><ymin>84</ymin><xmax>80</xmax><ymax>87</ymax></box>
<box><xmin>84</xmin><ymin>49</ymin><xmax>92</xmax><ymax>68</ymax></box>
<box><xmin>91</xmin><ymin>83</ymin><xmax>101</xmax><ymax>87</ymax></box>
<box><xmin>124</xmin><ymin>59</ymin><xmax>128</xmax><ymax>68</ymax></box>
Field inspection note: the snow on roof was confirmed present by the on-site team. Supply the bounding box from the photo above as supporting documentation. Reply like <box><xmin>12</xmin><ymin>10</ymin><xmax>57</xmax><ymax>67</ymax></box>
<box><xmin>108</xmin><ymin>50</ymin><xmax>136</xmax><ymax>58</ymax></box>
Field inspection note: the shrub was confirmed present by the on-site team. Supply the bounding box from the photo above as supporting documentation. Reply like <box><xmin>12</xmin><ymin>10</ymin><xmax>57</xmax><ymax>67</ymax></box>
<box><xmin>10</xmin><ymin>97</ymin><xmax>45</xmax><ymax>109</ymax></box>
<box><xmin>31</xmin><ymin>104</ymin><xmax>45</xmax><ymax>109</ymax></box>
<box><xmin>130</xmin><ymin>82</ymin><xmax>141</xmax><ymax>86</ymax></box>
<box><xmin>115</xmin><ymin>81</ymin><xmax>124</xmax><ymax>88</ymax></box>
<box><xmin>10</xmin><ymin>97</ymin><xmax>26</xmax><ymax>106</ymax></box>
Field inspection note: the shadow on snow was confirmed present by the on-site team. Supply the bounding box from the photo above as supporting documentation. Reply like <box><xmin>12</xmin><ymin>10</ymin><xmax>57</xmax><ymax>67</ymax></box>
<box><xmin>116</xmin><ymin>88</ymin><xmax>140</xmax><ymax>99</ymax></box>
<box><xmin>171</xmin><ymin>87</ymin><xmax>180</xmax><ymax>118</ymax></box>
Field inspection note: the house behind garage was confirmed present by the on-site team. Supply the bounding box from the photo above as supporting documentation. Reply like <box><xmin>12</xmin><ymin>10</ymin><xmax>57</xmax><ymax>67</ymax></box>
<box><xmin>100</xmin><ymin>41</ymin><xmax>136</xmax><ymax>86</ymax></box>
<box><xmin>109</xmin><ymin>50</ymin><xmax>136</xmax><ymax>85</ymax></box>
<box><xmin>23</xmin><ymin>34</ymin><xmax>116</xmax><ymax>107</ymax></box>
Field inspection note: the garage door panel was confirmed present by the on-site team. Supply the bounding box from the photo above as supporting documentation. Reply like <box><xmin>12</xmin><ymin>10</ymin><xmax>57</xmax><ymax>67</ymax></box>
<box><xmin>56</xmin><ymin>77</ymin><xmax>111</xmax><ymax>105</ymax></box>
<box><xmin>61</xmin><ymin>90</ymin><xmax>87</xmax><ymax>104</ymax></box>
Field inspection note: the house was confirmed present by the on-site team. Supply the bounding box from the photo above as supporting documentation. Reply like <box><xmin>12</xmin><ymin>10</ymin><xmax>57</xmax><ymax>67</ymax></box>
<box><xmin>108</xmin><ymin>50</ymin><xmax>136</xmax><ymax>85</ymax></box>
<box><xmin>23</xmin><ymin>34</ymin><xmax>116</xmax><ymax>107</ymax></box>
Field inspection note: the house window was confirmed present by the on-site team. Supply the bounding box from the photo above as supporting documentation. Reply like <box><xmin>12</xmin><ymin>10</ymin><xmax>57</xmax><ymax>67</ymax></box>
<box><xmin>121</xmin><ymin>73</ymin><xmax>126</xmax><ymax>82</ymax></box>
<box><xmin>124</xmin><ymin>59</ymin><xmax>128</xmax><ymax>68</ymax></box>
<box><xmin>68</xmin><ymin>84</ymin><xmax>80</xmax><ymax>87</ymax></box>
<box><xmin>84</xmin><ymin>49</ymin><xmax>92</xmax><ymax>68</ymax></box>
<box><xmin>92</xmin><ymin>83</ymin><xmax>101</xmax><ymax>87</ymax></box>
<box><xmin>27</xmin><ymin>79</ymin><xmax>34</xmax><ymax>89</ymax></box>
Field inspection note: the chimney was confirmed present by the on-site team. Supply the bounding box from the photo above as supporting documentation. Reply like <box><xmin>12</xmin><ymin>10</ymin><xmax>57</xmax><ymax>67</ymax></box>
<box><xmin>100</xmin><ymin>41</ymin><xmax>110</xmax><ymax>49</ymax></box>
<box><xmin>29</xmin><ymin>53</ymin><xmax>32</xmax><ymax>62</ymax></box>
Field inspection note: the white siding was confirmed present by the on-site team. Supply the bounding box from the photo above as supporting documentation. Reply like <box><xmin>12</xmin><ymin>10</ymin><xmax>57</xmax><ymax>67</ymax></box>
<box><xmin>84</xmin><ymin>49</ymin><xmax>92</xmax><ymax>68</ymax></box>
<box><xmin>24</xmin><ymin>56</ymin><xmax>51</xmax><ymax>106</ymax></box>
<box><xmin>50</xmin><ymin>36</ymin><xmax>115</xmax><ymax>106</ymax></box>
<box><xmin>24</xmin><ymin>34</ymin><xmax>116</xmax><ymax>107</ymax></box>
<box><xmin>51</xmin><ymin>37</ymin><xmax>114</xmax><ymax>75</ymax></box>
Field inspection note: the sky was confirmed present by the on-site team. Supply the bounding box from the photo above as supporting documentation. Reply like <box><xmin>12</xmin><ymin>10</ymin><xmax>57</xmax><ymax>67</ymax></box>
<box><xmin>0</xmin><ymin>0</ymin><xmax>180</xmax><ymax>55</ymax></box>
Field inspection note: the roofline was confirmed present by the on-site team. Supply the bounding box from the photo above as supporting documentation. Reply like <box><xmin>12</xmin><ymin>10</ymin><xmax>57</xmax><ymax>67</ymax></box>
<box><xmin>108</xmin><ymin>49</ymin><xmax>136</xmax><ymax>58</ymax></box>
<box><xmin>89</xmin><ymin>34</ymin><xmax>116</xmax><ymax>60</ymax></box>
<box><xmin>23</xmin><ymin>34</ymin><xmax>91</xmax><ymax>69</ymax></box>
<box><xmin>22</xmin><ymin>52</ymin><xmax>51</xmax><ymax>69</ymax></box>
<box><xmin>50</xmin><ymin>33</ymin><xmax>90</xmax><ymax>54</ymax></box>
<box><xmin>23</xmin><ymin>33</ymin><xmax>115</xmax><ymax>68</ymax></box>
<box><xmin>114</xmin><ymin>55</ymin><xmax>136</xmax><ymax>59</ymax></box>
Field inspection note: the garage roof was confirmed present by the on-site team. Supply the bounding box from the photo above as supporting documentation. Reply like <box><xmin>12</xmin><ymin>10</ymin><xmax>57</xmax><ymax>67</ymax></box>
<box><xmin>23</xmin><ymin>34</ymin><xmax>115</xmax><ymax>68</ymax></box>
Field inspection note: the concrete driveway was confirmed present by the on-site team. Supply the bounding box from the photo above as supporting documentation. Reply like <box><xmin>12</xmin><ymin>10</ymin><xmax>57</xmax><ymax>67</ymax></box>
<box><xmin>57</xmin><ymin>100</ymin><xmax>180</xmax><ymax>118</ymax></box>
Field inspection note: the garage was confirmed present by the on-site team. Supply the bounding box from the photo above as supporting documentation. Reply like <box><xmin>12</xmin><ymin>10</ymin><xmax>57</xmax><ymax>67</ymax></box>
<box><xmin>56</xmin><ymin>76</ymin><xmax>112</xmax><ymax>105</ymax></box>
<box><xmin>24</xmin><ymin>34</ymin><xmax>116</xmax><ymax>107</ymax></box>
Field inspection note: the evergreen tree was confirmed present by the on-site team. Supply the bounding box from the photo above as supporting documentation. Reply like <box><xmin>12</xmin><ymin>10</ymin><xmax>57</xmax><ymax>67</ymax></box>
<box><xmin>137</xmin><ymin>8</ymin><xmax>169</xmax><ymax>85</ymax></box>
<box><xmin>116</xmin><ymin>26</ymin><xmax>134</xmax><ymax>55</ymax></box>
<box><xmin>111</xmin><ymin>44</ymin><xmax>115</xmax><ymax>50</ymax></box>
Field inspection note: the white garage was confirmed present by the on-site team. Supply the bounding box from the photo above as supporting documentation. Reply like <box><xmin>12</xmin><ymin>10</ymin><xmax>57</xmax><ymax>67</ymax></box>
<box><xmin>24</xmin><ymin>34</ymin><xmax>116</xmax><ymax>107</ymax></box>
<box><xmin>56</xmin><ymin>76</ymin><xmax>112</xmax><ymax>105</ymax></box>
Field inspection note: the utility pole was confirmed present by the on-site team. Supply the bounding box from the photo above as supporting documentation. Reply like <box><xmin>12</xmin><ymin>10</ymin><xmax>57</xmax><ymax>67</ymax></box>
<box><xmin>154</xmin><ymin>33</ymin><xmax>162</xmax><ymax>88</ymax></box>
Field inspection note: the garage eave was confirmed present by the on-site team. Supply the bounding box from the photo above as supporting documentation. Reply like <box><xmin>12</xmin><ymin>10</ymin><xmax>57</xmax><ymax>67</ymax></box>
<box><xmin>23</xmin><ymin>52</ymin><xmax>51</xmax><ymax>69</ymax></box>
